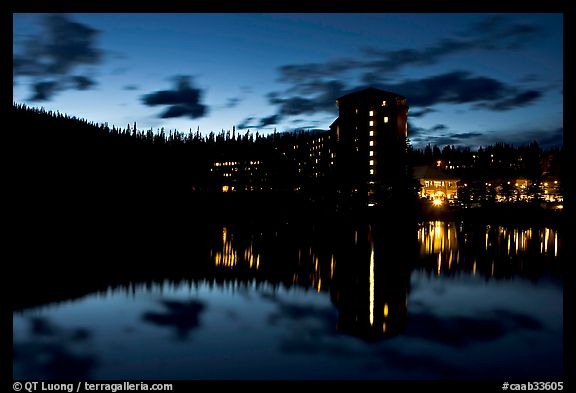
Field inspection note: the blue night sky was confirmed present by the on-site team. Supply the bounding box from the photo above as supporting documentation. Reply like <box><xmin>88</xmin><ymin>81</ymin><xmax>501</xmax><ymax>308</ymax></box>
<box><xmin>13</xmin><ymin>13</ymin><xmax>563</xmax><ymax>149</ymax></box>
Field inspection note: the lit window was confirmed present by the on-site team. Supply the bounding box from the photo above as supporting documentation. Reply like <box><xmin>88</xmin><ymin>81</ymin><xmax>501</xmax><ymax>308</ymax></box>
<box><xmin>370</xmin><ymin>169</ymin><xmax>375</xmax><ymax>175</ymax></box>
<box><xmin>222</xmin><ymin>185</ymin><xmax>229</xmax><ymax>192</ymax></box>
<box><xmin>382</xmin><ymin>100</ymin><xmax>386</xmax><ymax>106</ymax></box>
<box><xmin>369</xmin><ymin>120</ymin><xmax>374</xmax><ymax>126</ymax></box>
<box><xmin>355</xmin><ymin>108</ymin><xmax>358</xmax><ymax>114</ymax></box>
<box><xmin>384</xmin><ymin>117</ymin><xmax>389</xmax><ymax>123</ymax></box>
<box><xmin>369</xmin><ymin>110</ymin><xmax>374</xmax><ymax>116</ymax></box>
<box><xmin>369</xmin><ymin>151</ymin><xmax>374</xmax><ymax>156</ymax></box>
<box><xmin>370</xmin><ymin>160</ymin><xmax>374</xmax><ymax>166</ymax></box>
<box><xmin>369</xmin><ymin>130</ymin><xmax>374</xmax><ymax>136</ymax></box>
<box><xmin>369</xmin><ymin>141</ymin><xmax>374</xmax><ymax>146</ymax></box>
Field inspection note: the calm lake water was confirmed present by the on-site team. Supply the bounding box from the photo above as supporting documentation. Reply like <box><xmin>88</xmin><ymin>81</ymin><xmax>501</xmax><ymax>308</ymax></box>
<box><xmin>13</xmin><ymin>221</ymin><xmax>563</xmax><ymax>380</ymax></box>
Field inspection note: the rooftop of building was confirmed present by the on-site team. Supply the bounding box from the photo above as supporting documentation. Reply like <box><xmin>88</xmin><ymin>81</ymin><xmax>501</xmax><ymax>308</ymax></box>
<box><xmin>413</xmin><ymin>165</ymin><xmax>460</xmax><ymax>181</ymax></box>
<box><xmin>336</xmin><ymin>87</ymin><xmax>407</xmax><ymax>103</ymax></box>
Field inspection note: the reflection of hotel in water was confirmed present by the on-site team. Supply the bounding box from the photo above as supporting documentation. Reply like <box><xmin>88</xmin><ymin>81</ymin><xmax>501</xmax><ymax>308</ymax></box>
<box><xmin>207</xmin><ymin>222</ymin><xmax>560</xmax><ymax>339</ymax></box>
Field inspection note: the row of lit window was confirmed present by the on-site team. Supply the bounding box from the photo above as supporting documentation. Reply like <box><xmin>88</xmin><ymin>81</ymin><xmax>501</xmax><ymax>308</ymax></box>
<box><xmin>424</xmin><ymin>180</ymin><xmax>454</xmax><ymax>187</ymax></box>
<box><xmin>214</xmin><ymin>161</ymin><xmax>262</xmax><ymax>167</ymax></box>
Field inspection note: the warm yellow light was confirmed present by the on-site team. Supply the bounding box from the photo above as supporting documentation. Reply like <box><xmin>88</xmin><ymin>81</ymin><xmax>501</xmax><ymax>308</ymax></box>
<box><xmin>370</xmin><ymin>160</ymin><xmax>374</xmax><ymax>166</ymax></box>
<box><xmin>369</xmin><ymin>110</ymin><xmax>374</xmax><ymax>116</ymax></box>
<box><xmin>369</xmin><ymin>242</ymin><xmax>375</xmax><ymax>326</ymax></box>
<box><xmin>222</xmin><ymin>185</ymin><xmax>229</xmax><ymax>192</ymax></box>
<box><xmin>382</xmin><ymin>100</ymin><xmax>386</xmax><ymax>106</ymax></box>
<box><xmin>369</xmin><ymin>151</ymin><xmax>374</xmax><ymax>156</ymax></box>
<box><xmin>437</xmin><ymin>160</ymin><xmax>442</xmax><ymax>167</ymax></box>
<box><xmin>384</xmin><ymin>116</ymin><xmax>389</xmax><ymax>123</ymax></box>
<box><xmin>369</xmin><ymin>130</ymin><xmax>374</xmax><ymax>136</ymax></box>
<box><xmin>433</xmin><ymin>199</ymin><xmax>443</xmax><ymax>206</ymax></box>
<box><xmin>370</xmin><ymin>169</ymin><xmax>375</xmax><ymax>175</ymax></box>
<box><xmin>369</xmin><ymin>141</ymin><xmax>374</xmax><ymax>146</ymax></box>
<box><xmin>384</xmin><ymin>303</ymin><xmax>389</xmax><ymax>318</ymax></box>
<box><xmin>369</xmin><ymin>120</ymin><xmax>374</xmax><ymax>126</ymax></box>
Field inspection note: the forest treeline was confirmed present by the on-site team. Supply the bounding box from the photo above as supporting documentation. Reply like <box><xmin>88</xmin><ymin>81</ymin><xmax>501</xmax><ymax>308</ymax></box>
<box><xmin>13</xmin><ymin>103</ymin><xmax>563</xmax><ymax>206</ymax></box>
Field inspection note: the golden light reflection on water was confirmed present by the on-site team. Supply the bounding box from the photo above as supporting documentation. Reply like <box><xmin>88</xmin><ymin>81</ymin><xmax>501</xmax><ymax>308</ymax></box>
<box><xmin>418</xmin><ymin>221</ymin><xmax>560</xmax><ymax>276</ymax></box>
<box><xmin>369</xmin><ymin>239</ymin><xmax>375</xmax><ymax>326</ymax></box>
<box><xmin>213</xmin><ymin>226</ymin><xmax>260</xmax><ymax>270</ymax></box>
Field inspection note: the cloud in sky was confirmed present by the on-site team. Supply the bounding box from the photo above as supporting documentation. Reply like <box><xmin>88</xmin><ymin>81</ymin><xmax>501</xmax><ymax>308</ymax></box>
<box><xmin>379</xmin><ymin>71</ymin><xmax>542</xmax><ymax>109</ymax></box>
<box><xmin>13</xmin><ymin>14</ymin><xmax>103</xmax><ymax>101</ymax></box>
<box><xmin>248</xmin><ymin>15</ymin><xmax>546</xmax><ymax>130</ymax></box>
<box><xmin>141</xmin><ymin>76</ymin><xmax>208</xmax><ymax>119</ymax></box>
<box><xmin>277</xmin><ymin>16</ymin><xmax>541</xmax><ymax>84</ymax></box>
<box><xmin>253</xmin><ymin>70</ymin><xmax>542</xmax><ymax>129</ymax></box>
<box><xmin>409</xmin><ymin>122</ymin><xmax>562</xmax><ymax>149</ymax></box>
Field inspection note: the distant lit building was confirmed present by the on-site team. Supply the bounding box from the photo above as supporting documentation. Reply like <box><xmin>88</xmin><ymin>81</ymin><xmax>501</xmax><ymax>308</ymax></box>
<box><xmin>202</xmin><ymin>87</ymin><xmax>410</xmax><ymax>208</ymax></box>
<box><xmin>330</xmin><ymin>88</ymin><xmax>409</xmax><ymax>206</ymax></box>
<box><xmin>413</xmin><ymin>165</ymin><xmax>459</xmax><ymax>205</ymax></box>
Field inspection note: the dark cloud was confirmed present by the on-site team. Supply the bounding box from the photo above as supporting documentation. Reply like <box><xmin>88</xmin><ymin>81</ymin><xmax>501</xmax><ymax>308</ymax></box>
<box><xmin>264</xmin><ymin>15</ymin><xmax>545</xmax><ymax>128</ymax></box>
<box><xmin>410</xmin><ymin>124</ymin><xmax>562</xmax><ymax>149</ymax></box>
<box><xmin>224</xmin><ymin>96</ymin><xmax>242</xmax><ymax>108</ymax></box>
<box><xmin>409</xmin><ymin>108</ymin><xmax>436</xmax><ymax>118</ymax></box>
<box><xmin>237</xmin><ymin>116</ymin><xmax>256</xmax><ymax>129</ymax></box>
<box><xmin>141</xmin><ymin>76</ymin><xmax>208</xmax><ymax>119</ymax></box>
<box><xmin>476</xmin><ymin>90</ymin><xmax>542</xmax><ymax>111</ymax></box>
<box><xmin>431</xmin><ymin>124</ymin><xmax>448</xmax><ymax>132</ymax></box>
<box><xmin>123</xmin><ymin>84</ymin><xmax>139</xmax><ymax>91</ymax></box>
<box><xmin>71</xmin><ymin>75</ymin><xmax>96</xmax><ymax>90</ymax></box>
<box><xmin>13</xmin><ymin>14</ymin><xmax>103</xmax><ymax>101</ymax></box>
<box><xmin>277</xmin><ymin>16</ymin><xmax>541</xmax><ymax>84</ymax></box>
<box><xmin>29</xmin><ymin>80</ymin><xmax>61</xmax><ymax>101</ymax></box>
<box><xmin>251</xmin><ymin>80</ymin><xmax>344</xmax><ymax>127</ymax></box>
<box><xmin>237</xmin><ymin>115</ymin><xmax>279</xmax><ymax>129</ymax></box>
<box><xmin>368</xmin><ymin>71</ymin><xmax>543</xmax><ymax>111</ymax></box>
<box><xmin>450</xmin><ymin>132</ymin><xmax>483</xmax><ymax>139</ymax></box>
<box><xmin>259</xmin><ymin>114</ymin><xmax>280</xmax><ymax>127</ymax></box>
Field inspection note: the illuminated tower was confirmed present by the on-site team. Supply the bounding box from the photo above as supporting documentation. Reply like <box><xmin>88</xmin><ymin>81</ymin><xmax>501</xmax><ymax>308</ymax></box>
<box><xmin>330</xmin><ymin>88</ymin><xmax>409</xmax><ymax>207</ymax></box>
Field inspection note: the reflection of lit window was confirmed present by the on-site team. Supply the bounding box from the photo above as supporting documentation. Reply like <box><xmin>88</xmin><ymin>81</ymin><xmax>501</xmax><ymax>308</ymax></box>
<box><xmin>369</xmin><ymin>130</ymin><xmax>374</xmax><ymax>136</ymax></box>
<box><xmin>384</xmin><ymin>116</ymin><xmax>389</xmax><ymax>123</ymax></box>
<box><xmin>369</xmin><ymin>110</ymin><xmax>374</xmax><ymax>116</ymax></box>
<box><xmin>369</xmin><ymin>151</ymin><xmax>374</xmax><ymax>156</ymax></box>
<box><xmin>369</xmin><ymin>141</ymin><xmax>374</xmax><ymax>146</ymax></box>
<box><xmin>369</xmin><ymin>120</ymin><xmax>374</xmax><ymax>126</ymax></box>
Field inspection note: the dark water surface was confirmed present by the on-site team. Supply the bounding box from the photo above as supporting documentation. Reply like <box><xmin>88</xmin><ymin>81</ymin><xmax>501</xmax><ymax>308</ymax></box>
<box><xmin>13</xmin><ymin>221</ymin><xmax>562</xmax><ymax>380</ymax></box>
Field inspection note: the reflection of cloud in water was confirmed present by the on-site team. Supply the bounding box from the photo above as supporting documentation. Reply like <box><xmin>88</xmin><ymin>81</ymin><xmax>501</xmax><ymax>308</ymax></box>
<box><xmin>13</xmin><ymin>317</ymin><xmax>97</xmax><ymax>380</ymax></box>
<box><xmin>142</xmin><ymin>299</ymin><xmax>206</xmax><ymax>340</ymax></box>
<box><xmin>261</xmin><ymin>289</ymin><xmax>546</xmax><ymax>378</ymax></box>
<box><xmin>404</xmin><ymin>309</ymin><xmax>543</xmax><ymax>348</ymax></box>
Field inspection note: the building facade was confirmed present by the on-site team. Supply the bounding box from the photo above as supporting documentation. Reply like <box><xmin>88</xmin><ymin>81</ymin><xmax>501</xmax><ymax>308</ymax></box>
<box><xmin>203</xmin><ymin>87</ymin><xmax>410</xmax><ymax>207</ymax></box>
<box><xmin>330</xmin><ymin>88</ymin><xmax>409</xmax><ymax>206</ymax></box>
<box><xmin>413</xmin><ymin>165</ymin><xmax>459</xmax><ymax>205</ymax></box>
